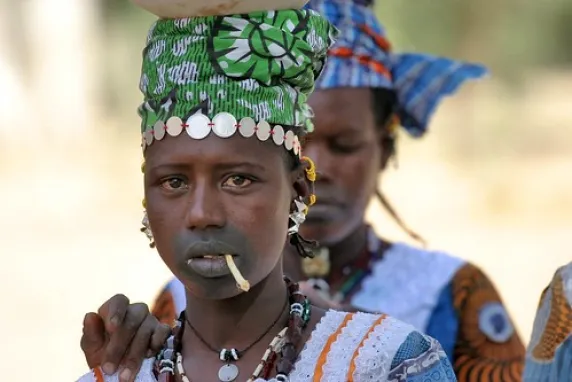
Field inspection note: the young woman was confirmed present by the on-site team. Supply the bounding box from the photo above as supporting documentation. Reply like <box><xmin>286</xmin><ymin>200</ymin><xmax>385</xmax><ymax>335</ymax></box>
<box><xmin>524</xmin><ymin>262</ymin><xmax>572</xmax><ymax>381</ymax></box>
<box><xmin>77</xmin><ymin>4</ymin><xmax>456</xmax><ymax>382</ymax></box>
<box><xmin>149</xmin><ymin>0</ymin><xmax>526</xmax><ymax>380</ymax></box>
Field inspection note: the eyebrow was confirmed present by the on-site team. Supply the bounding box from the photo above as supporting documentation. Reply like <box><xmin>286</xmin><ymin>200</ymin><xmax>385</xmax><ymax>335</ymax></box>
<box><xmin>148</xmin><ymin>161</ymin><xmax>268</xmax><ymax>174</ymax></box>
<box><xmin>215</xmin><ymin>161</ymin><xmax>268</xmax><ymax>173</ymax></box>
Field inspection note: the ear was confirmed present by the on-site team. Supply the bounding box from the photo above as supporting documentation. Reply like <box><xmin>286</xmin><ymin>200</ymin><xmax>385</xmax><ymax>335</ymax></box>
<box><xmin>377</xmin><ymin>123</ymin><xmax>396</xmax><ymax>171</ymax></box>
<box><xmin>290</xmin><ymin>163</ymin><xmax>311</xmax><ymax>202</ymax></box>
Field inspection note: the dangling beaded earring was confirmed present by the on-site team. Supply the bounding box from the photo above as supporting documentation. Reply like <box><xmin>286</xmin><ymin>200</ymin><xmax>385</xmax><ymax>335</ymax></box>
<box><xmin>139</xmin><ymin>162</ymin><xmax>156</xmax><ymax>248</ymax></box>
<box><xmin>140</xmin><ymin>200</ymin><xmax>156</xmax><ymax>248</ymax></box>
<box><xmin>288</xmin><ymin>198</ymin><xmax>308</xmax><ymax>236</ymax></box>
<box><xmin>302</xmin><ymin>156</ymin><xmax>317</xmax><ymax>214</ymax></box>
<box><xmin>287</xmin><ymin>156</ymin><xmax>320</xmax><ymax>259</ymax></box>
<box><xmin>298</xmin><ymin>156</ymin><xmax>330</xmax><ymax>276</ymax></box>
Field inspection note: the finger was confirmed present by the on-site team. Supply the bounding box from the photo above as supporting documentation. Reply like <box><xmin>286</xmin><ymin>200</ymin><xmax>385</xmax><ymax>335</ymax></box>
<box><xmin>148</xmin><ymin>323</ymin><xmax>171</xmax><ymax>357</ymax></box>
<box><xmin>117</xmin><ymin>315</ymin><xmax>158</xmax><ymax>382</ymax></box>
<box><xmin>98</xmin><ymin>294</ymin><xmax>130</xmax><ymax>334</ymax></box>
<box><xmin>101</xmin><ymin>303</ymin><xmax>148</xmax><ymax>375</ymax></box>
<box><xmin>80</xmin><ymin>312</ymin><xmax>107</xmax><ymax>368</ymax></box>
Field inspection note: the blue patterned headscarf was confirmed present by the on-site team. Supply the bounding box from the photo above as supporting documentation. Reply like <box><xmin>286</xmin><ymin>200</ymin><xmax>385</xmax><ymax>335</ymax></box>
<box><xmin>305</xmin><ymin>0</ymin><xmax>487</xmax><ymax>137</ymax></box>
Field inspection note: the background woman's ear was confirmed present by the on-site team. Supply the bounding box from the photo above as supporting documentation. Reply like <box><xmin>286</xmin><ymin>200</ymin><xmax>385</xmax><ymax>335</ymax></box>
<box><xmin>378</xmin><ymin>127</ymin><xmax>396</xmax><ymax>171</ymax></box>
<box><xmin>292</xmin><ymin>165</ymin><xmax>311</xmax><ymax>200</ymax></box>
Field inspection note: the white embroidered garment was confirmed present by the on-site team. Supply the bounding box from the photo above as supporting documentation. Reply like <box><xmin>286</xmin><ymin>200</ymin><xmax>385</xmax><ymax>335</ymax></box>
<box><xmin>351</xmin><ymin>242</ymin><xmax>465</xmax><ymax>331</ymax></box>
<box><xmin>77</xmin><ymin>310</ymin><xmax>456</xmax><ymax>382</ymax></box>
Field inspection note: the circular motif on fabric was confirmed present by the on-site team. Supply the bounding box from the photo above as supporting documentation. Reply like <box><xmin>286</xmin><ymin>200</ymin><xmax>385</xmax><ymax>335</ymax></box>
<box><xmin>144</xmin><ymin>129</ymin><xmax>154</xmax><ymax>146</ymax></box>
<box><xmin>186</xmin><ymin>114</ymin><xmax>211</xmax><ymax>140</ymax></box>
<box><xmin>212</xmin><ymin>113</ymin><xmax>237</xmax><ymax>138</ymax></box>
<box><xmin>153</xmin><ymin>120</ymin><xmax>166</xmax><ymax>141</ymax></box>
<box><xmin>284</xmin><ymin>130</ymin><xmax>295</xmax><ymax>151</ymax></box>
<box><xmin>272</xmin><ymin>125</ymin><xmax>285</xmax><ymax>145</ymax></box>
<box><xmin>238</xmin><ymin>117</ymin><xmax>256</xmax><ymax>138</ymax></box>
<box><xmin>256</xmin><ymin>120</ymin><xmax>271</xmax><ymax>141</ymax></box>
<box><xmin>208</xmin><ymin>12</ymin><xmax>314</xmax><ymax>87</ymax></box>
<box><xmin>478</xmin><ymin>302</ymin><xmax>514</xmax><ymax>343</ymax></box>
<box><xmin>166</xmin><ymin>116</ymin><xmax>184</xmax><ymax>137</ymax></box>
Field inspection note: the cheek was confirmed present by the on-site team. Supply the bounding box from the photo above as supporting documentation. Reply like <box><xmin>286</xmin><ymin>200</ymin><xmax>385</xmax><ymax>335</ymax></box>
<box><xmin>145</xmin><ymin>196</ymin><xmax>185</xmax><ymax>262</ymax></box>
<box><xmin>230</xmin><ymin>192</ymin><xmax>290</xmax><ymax>261</ymax></box>
<box><xmin>336</xmin><ymin>145</ymin><xmax>380</xmax><ymax>203</ymax></box>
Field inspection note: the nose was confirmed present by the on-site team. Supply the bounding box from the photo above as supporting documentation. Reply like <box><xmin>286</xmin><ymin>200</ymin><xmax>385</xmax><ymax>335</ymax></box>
<box><xmin>184</xmin><ymin>180</ymin><xmax>226</xmax><ymax>231</ymax></box>
<box><xmin>303</xmin><ymin>141</ymin><xmax>333</xmax><ymax>183</ymax></box>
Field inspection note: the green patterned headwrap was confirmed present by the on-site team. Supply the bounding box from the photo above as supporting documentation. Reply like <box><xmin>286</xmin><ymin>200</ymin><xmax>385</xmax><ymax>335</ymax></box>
<box><xmin>139</xmin><ymin>10</ymin><xmax>337</xmax><ymax>153</ymax></box>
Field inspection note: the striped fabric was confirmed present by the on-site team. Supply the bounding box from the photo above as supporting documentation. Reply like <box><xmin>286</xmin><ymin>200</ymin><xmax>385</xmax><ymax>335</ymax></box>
<box><xmin>305</xmin><ymin>0</ymin><xmax>488</xmax><ymax>137</ymax></box>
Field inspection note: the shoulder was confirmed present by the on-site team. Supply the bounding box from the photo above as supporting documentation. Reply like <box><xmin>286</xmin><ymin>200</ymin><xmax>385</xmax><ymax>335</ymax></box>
<box><xmin>292</xmin><ymin>310</ymin><xmax>455</xmax><ymax>381</ymax></box>
<box><xmin>353</xmin><ymin>242</ymin><xmax>465</xmax><ymax>329</ymax></box>
<box><xmin>450</xmin><ymin>261</ymin><xmax>510</xmax><ymax>316</ymax></box>
<box><xmin>450</xmin><ymin>261</ymin><xmax>523</xmax><ymax>351</ymax></box>
<box><xmin>524</xmin><ymin>263</ymin><xmax>572</xmax><ymax>381</ymax></box>
<box><xmin>361</xmin><ymin>313</ymin><xmax>455</xmax><ymax>381</ymax></box>
<box><xmin>151</xmin><ymin>278</ymin><xmax>186</xmax><ymax>325</ymax></box>
<box><xmin>371</xmin><ymin>242</ymin><xmax>466</xmax><ymax>292</ymax></box>
<box><xmin>380</xmin><ymin>242</ymin><xmax>466</xmax><ymax>270</ymax></box>
<box><xmin>77</xmin><ymin>359</ymin><xmax>157</xmax><ymax>382</ymax></box>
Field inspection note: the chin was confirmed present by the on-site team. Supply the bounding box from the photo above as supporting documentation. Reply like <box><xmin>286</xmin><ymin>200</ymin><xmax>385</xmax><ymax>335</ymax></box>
<box><xmin>300</xmin><ymin>222</ymin><xmax>341</xmax><ymax>247</ymax></box>
<box><xmin>300</xmin><ymin>218</ymin><xmax>362</xmax><ymax>248</ymax></box>
<box><xmin>180</xmin><ymin>275</ymin><xmax>247</xmax><ymax>300</ymax></box>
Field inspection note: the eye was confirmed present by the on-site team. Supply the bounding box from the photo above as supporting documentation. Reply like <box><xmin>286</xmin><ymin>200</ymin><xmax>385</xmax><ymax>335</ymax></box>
<box><xmin>223</xmin><ymin>175</ymin><xmax>253</xmax><ymax>189</ymax></box>
<box><xmin>160</xmin><ymin>177</ymin><xmax>188</xmax><ymax>191</ymax></box>
<box><xmin>330</xmin><ymin>141</ymin><xmax>364</xmax><ymax>154</ymax></box>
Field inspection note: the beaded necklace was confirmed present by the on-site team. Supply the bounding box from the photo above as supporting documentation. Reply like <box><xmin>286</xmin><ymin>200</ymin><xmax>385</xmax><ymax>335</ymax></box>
<box><xmin>155</xmin><ymin>278</ymin><xmax>311</xmax><ymax>382</ymax></box>
<box><xmin>306</xmin><ymin>227</ymin><xmax>388</xmax><ymax>304</ymax></box>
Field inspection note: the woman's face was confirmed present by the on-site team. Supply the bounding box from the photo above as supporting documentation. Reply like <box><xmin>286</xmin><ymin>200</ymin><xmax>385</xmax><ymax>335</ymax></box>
<box><xmin>302</xmin><ymin>88</ymin><xmax>383</xmax><ymax>246</ymax></box>
<box><xmin>144</xmin><ymin>132</ymin><xmax>301</xmax><ymax>300</ymax></box>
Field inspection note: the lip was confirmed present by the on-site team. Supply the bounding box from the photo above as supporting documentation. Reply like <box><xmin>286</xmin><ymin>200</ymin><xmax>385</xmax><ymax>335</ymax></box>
<box><xmin>183</xmin><ymin>241</ymin><xmax>239</xmax><ymax>260</ymax></box>
<box><xmin>312</xmin><ymin>196</ymin><xmax>341</xmax><ymax>207</ymax></box>
<box><xmin>305</xmin><ymin>203</ymin><xmax>340</xmax><ymax>222</ymax></box>
<box><xmin>185</xmin><ymin>255</ymin><xmax>239</xmax><ymax>278</ymax></box>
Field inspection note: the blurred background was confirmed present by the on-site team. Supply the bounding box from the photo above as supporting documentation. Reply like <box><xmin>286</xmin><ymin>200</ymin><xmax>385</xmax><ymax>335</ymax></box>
<box><xmin>0</xmin><ymin>0</ymin><xmax>571</xmax><ymax>380</ymax></box>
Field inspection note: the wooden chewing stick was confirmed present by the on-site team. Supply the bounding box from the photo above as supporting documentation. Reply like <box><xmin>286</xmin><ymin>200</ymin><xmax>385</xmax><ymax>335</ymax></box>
<box><xmin>225</xmin><ymin>254</ymin><xmax>250</xmax><ymax>292</ymax></box>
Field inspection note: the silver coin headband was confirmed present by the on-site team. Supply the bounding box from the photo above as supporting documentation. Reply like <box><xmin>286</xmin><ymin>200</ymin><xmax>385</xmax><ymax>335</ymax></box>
<box><xmin>141</xmin><ymin>112</ymin><xmax>302</xmax><ymax>158</ymax></box>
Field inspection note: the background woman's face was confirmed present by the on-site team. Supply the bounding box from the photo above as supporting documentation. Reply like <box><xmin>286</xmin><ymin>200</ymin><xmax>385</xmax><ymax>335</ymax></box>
<box><xmin>302</xmin><ymin>88</ymin><xmax>382</xmax><ymax>246</ymax></box>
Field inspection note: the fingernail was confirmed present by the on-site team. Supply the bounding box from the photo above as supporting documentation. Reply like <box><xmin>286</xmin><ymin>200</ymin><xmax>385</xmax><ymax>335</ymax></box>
<box><xmin>110</xmin><ymin>315</ymin><xmax>120</xmax><ymax>326</ymax></box>
<box><xmin>120</xmin><ymin>368</ymin><xmax>132</xmax><ymax>382</ymax></box>
<box><xmin>102</xmin><ymin>363</ymin><xmax>115</xmax><ymax>375</ymax></box>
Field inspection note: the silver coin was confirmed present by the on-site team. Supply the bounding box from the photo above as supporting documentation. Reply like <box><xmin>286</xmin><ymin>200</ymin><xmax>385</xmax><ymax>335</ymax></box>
<box><xmin>154</xmin><ymin>120</ymin><xmax>166</xmax><ymax>141</ymax></box>
<box><xmin>238</xmin><ymin>117</ymin><xmax>256</xmax><ymax>138</ymax></box>
<box><xmin>166</xmin><ymin>116</ymin><xmax>184</xmax><ymax>137</ymax></box>
<box><xmin>144</xmin><ymin>128</ymin><xmax>154</xmax><ymax>146</ymax></box>
<box><xmin>212</xmin><ymin>112</ymin><xmax>238</xmax><ymax>138</ymax></box>
<box><xmin>284</xmin><ymin>130</ymin><xmax>295</xmax><ymax>151</ymax></box>
<box><xmin>256</xmin><ymin>120</ymin><xmax>271</xmax><ymax>141</ymax></box>
<box><xmin>218</xmin><ymin>364</ymin><xmax>239</xmax><ymax>382</ymax></box>
<box><xmin>186</xmin><ymin>113</ymin><xmax>211</xmax><ymax>140</ymax></box>
<box><xmin>272</xmin><ymin>125</ymin><xmax>285</xmax><ymax>146</ymax></box>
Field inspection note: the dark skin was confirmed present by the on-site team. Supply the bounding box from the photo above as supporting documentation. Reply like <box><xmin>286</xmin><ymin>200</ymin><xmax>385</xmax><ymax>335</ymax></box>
<box><xmin>81</xmin><ymin>87</ymin><xmax>389</xmax><ymax>376</ymax></box>
<box><xmin>80</xmin><ymin>295</ymin><xmax>171</xmax><ymax>379</ymax></box>
<box><xmin>290</xmin><ymin>87</ymin><xmax>392</xmax><ymax>293</ymax></box>
<box><xmin>145</xmin><ymin>132</ymin><xmax>321</xmax><ymax>381</ymax></box>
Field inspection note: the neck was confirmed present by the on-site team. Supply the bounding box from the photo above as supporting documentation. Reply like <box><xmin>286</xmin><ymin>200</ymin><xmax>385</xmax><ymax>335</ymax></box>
<box><xmin>183</xmin><ymin>265</ymin><xmax>288</xmax><ymax>353</ymax></box>
<box><xmin>328</xmin><ymin>224</ymin><xmax>369</xmax><ymax>272</ymax></box>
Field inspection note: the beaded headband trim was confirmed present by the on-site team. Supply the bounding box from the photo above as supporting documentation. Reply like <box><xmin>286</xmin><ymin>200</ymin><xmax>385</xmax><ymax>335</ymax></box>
<box><xmin>141</xmin><ymin>112</ymin><xmax>302</xmax><ymax>158</ymax></box>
